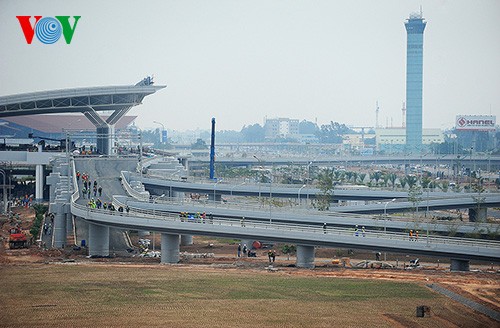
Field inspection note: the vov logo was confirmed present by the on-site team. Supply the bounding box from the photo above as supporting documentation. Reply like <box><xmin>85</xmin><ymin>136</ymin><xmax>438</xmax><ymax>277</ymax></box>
<box><xmin>16</xmin><ymin>16</ymin><xmax>81</xmax><ymax>44</ymax></box>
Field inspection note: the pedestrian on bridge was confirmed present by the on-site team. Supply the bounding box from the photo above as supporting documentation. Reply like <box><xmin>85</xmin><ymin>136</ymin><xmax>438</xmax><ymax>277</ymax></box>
<box><xmin>415</xmin><ymin>230</ymin><xmax>419</xmax><ymax>241</ymax></box>
<box><xmin>323</xmin><ymin>223</ymin><xmax>327</xmax><ymax>234</ymax></box>
<box><xmin>409</xmin><ymin>230</ymin><xmax>414</xmax><ymax>241</ymax></box>
<box><xmin>354</xmin><ymin>225</ymin><xmax>359</xmax><ymax>237</ymax></box>
<box><xmin>98</xmin><ymin>186</ymin><xmax>103</xmax><ymax>197</ymax></box>
<box><xmin>362</xmin><ymin>226</ymin><xmax>366</xmax><ymax>237</ymax></box>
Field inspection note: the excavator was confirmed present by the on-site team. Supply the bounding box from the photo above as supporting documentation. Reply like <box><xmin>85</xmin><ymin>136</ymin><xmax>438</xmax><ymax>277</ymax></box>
<box><xmin>9</xmin><ymin>227</ymin><xmax>29</xmax><ymax>249</ymax></box>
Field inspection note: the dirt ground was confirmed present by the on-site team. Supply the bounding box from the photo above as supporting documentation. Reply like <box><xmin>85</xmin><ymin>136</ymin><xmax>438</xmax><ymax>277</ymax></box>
<box><xmin>1</xmin><ymin>207</ymin><xmax>499</xmax><ymax>323</ymax></box>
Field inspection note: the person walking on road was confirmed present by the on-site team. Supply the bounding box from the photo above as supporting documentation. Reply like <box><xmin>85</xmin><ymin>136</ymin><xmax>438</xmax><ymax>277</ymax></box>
<box><xmin>237</xmin><ymin>244</ymin><xmax>241</xmax><ymax>257</ymax></box>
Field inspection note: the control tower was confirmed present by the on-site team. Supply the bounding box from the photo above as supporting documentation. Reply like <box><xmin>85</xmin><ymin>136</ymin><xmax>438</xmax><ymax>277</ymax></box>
<box><xmin>404</xmin><ymin>11</ymin><xmax>426</xmax><ymax>152</ymax></box>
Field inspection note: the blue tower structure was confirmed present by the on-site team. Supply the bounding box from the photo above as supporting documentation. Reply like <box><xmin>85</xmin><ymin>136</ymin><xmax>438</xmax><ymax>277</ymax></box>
<box><xmin>405</xmin><ymin>11</ymin><xmax>426</xmax><ymax>152</ymax></box>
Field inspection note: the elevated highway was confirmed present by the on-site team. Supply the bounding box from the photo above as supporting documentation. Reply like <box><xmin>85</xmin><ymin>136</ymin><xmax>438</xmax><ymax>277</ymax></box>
<box><xmin>187</xmin><ymin>154</ymin><xmax>500</xmax><ymax>171</ymax></box>
<box><xmin>45</xmin><ymin>156</ymin><xmax>500</xmax><ymax>270</ymax></box>
<box><xmin>136</xmin><ymin>173</ymin><xmax>500</xmax><ymax>217</ymax></box>
<box><xmin>113</xmin><ymin>195</ymin><xmax>500</xmax><ymax>237</ymax></box>
<box><xmin>71</xmin><ymin>200</ymin><xmax>500</xmax><ymax>268</ymax></box>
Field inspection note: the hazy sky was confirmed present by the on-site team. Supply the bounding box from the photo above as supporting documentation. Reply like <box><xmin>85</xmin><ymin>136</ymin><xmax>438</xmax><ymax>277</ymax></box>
<box><xmin>1</xmin><ymin>0</ymin><xmax>499</xmax><ymax>132</ymax></box>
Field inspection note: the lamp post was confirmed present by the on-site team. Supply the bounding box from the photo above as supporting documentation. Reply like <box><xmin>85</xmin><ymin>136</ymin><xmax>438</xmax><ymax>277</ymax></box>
<box><xmin>152</xmin><ymin>193</ymin><xmax>165</xmax><ymax>251</ymax></box>
<box><xmin>213</xmin><ymin>179</ymin><xmax>221</xmax><ymax>207</ymax></box>
<box><xmin>298</xmin><ymin>184</ymin><xmax>306</xmax><ymax>205</ymax></box>
<box><xmin>254</xmin><ymin>155</ymin><xmax>272</xmax><ymax>223</ymax></box>
<box><xmin>169</xmin><ymin>170</ymin><xmax>181</xmax><ymax>199</ymax></box>
<box><xmin>231</xmin><ymin>181</ymin><xmax>245</xmax><ymax>197</ymax></box>
<box><xmin>306</xmin><ymin>161</ymin><xmax>313</xmax><ymax>207</ymax></box>
<box><xmin>153</xmin><ymin>121</ymin><xmax>165</xmax><ymax>144</ymax></box>
<box><xmin>383</xmin><ymin>198</ymin><xmax>396</xmax><ymax>262</ymax></box>
<box><xmin>152</xmin><ymin>194</ymin><xmax>166</xmax><ymax>217</ymax></box>
<box><xmin>0</xmin><ymin>169</ymin><xmax>7</xmax><ymax>214</ymax></box>
<box><xmin>383</xmin><ymin>198</ymin><xmax>396</xmax><ymax>234</ymax></box>
<box><xmin>138</xmin><ymin>129</ymin><xmax>143</xmax><ymax>179</ymax></box>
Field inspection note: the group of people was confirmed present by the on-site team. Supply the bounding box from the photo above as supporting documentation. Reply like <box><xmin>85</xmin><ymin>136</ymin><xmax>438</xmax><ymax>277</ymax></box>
<box><xmin>77</xmin><ymin>170</ymin><xmax>130</xmax><ymax>214</ymax></box>
<box><xmin>409</xmin><ymin>230</ymin><xmax>419</xmax><ymax>241</ymax></box>
<box><xmin>236</xmin><ymin>243</ymin><xmax>257</xmax><ymax>258</ymax></box>
<box><xmin>179</xmin><ymin>211</ymin><xmax>213</xmax><ymax>223</ymax></box>
<box><xmin>77</xmin><ymin>171</ymin><xmax>103</xmax><ymax>199</ymax></box>
<box><xmin>354</xmin><ymin>225</ymin><xmax>366</xmax><ymax>237</ymax></box>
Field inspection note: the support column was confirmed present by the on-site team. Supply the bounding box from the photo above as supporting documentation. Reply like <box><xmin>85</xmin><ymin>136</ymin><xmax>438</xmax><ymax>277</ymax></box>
<box><xmin>468</xmin><ymin>207</ymin><xmax>487</xmax><ymax>222</ymax></box>
<box><xmin>66</xmin><ymin>213</ymin><xmax>73</xmax><ymax>234</ymax></box>
<box><xmin>161</xmin><ymin>233</ymin><xmax>179</xmax><ymax>264</ymax></box>
<box><xmin>450</xmin><ymin>259</ymin><xmax>470</xmax><ymax>272</ymax></box>
<box><xmin>35</xmin><ymin>164</ymin><xmax>44</xmax><ymax>201</ymax></box>
<box><xmin>96</xmin><ymin>125</ymin><xmax>114</xmax><ymax>156</ymax></box>
<box><xmin>53</xmin><ymin>211</ymin><xmax>67</xmax><ymax>248</ymax></box>
<box><xmin>180</xmin><ymin>234</ymin><xmax>193</xmax><ymax>246</ymax></box>
<box><xmin>88</xmin><ymin>223</ymin><xmax>109</xmax><ymax>257</ymax></box>
<box><xmin>208</xmin><ymin>193</ymin><xmax>222</xmax><ymax>202</ymax></box>
<box><xmin>296</xmin><ymin>245</ymin><xmax>315</xmax><ymax>268</ymax></box>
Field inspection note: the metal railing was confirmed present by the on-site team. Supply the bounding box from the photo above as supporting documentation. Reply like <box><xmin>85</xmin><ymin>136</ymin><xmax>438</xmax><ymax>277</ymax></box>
<box><xmin>120</xmin><ymin>171</ymin><xmax>149</xmax><ymax>201</ymax></box>
<box><xmin>68</xmin><ymin>196</ymin><xmax>500</xmax><ymax>252</ymax></box>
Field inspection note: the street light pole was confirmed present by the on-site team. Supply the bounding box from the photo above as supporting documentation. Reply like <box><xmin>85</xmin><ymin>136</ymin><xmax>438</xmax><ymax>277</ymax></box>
<box><xmin>383</xmin><ymin>198</ymin><xmax>396</xmax><ymax>234</ymax></box>
<box><xmin>153</xmin><ymin>121</ymin><xmax>165</xmax><ymax>144</ymax></box>
<box><xmin>0</xmin><ymin>169</ymin><xmax>7</xmax><ymax>214</ymax></box>
<box><xmin>383</xmin><ymin>198</ymin><xmax>396</xmax><ymax>262</ymax></box>
<box><xmin>254</xmin><ymin>155</ymin><xmax>272</xmax><ymax>224</ymax></box>
<box><xmin>306</xmin><ymin>161</ymin><xmax>313</xmax><ymax>207</ymax></box>
<box><xmin>298</xmin><ymin>184</ymin><xmax>306</xmax><ymax>205</ymax></box>
<box><xmin>169</xmin><ymin>170</ymin><xmax>181</xmax><ymax>200</ymax></box>
<box><xmin>231</xmin><ymin>181</ymin><xmax>245</xmax><ymax>197</ymax></box>
<box><xmin>213</xmin><ymin>180</ymin><xmax>221</xmax><ymax>207</ymax></box>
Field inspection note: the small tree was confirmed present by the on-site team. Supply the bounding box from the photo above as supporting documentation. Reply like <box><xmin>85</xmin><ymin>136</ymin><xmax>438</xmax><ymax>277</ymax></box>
<box><xmin>281</xmin><ymin>244</ymin><xmax>296</xmax><ymax>260</ymax></box>
<box><xmin>408</xmin><ymin>185</ymin><xmax>423</xmax><ymax>219</ymax></box>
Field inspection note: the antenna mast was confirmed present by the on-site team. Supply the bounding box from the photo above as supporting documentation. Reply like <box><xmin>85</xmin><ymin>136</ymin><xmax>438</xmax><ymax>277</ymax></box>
<box><xmin>375</xmin><ymin>101</ymin><xmax>380</xmax><ymax>129</ymax></box>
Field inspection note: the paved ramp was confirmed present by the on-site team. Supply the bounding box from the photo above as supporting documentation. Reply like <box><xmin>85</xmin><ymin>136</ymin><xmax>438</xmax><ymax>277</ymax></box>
<box><xmin>74</xmin><ymin>157</ymin><xmax>137</xmax><ymax>253</ymax></box>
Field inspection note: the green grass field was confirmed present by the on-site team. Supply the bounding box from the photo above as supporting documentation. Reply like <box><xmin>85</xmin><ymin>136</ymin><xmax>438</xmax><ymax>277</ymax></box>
<box><xmin>0</xmin><ymin>264</ymin><xmax>493</xmax><ymax>327</ymax></box>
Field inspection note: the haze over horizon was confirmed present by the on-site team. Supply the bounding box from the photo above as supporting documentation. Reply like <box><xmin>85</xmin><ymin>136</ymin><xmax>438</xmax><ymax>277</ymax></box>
<box><xmin>1</xmin><ymin>0</ymin><xmax>499</xmax><ymax>132</ymax></box>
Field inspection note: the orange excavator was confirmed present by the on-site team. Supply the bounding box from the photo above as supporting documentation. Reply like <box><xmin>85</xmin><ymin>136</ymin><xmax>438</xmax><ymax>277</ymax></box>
<box><xmin>9</xmin><ymin>227</ymin><xmax>29</xmax><ymax>249</ymax></box>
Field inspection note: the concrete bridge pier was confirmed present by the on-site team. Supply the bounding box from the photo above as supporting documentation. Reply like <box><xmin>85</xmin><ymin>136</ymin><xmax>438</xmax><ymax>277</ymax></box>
<box><xmin>66</xmin><ymin>213</ymin><xmax>73</xmax><ymax>235</ymax></box>
<box><xmin>161</xmin><ymin>233</ymin><xmax>180</xmax><ymax>264</ymax></box>
<box><xmin>53</xmin><ymin>209</ymin><xmax>67</xmax><ymax>248</ymax></box>
<box><xmin>180</xmin><ymin>234</ymin><xmax>193</xmax><ymax>246</ymax></box>
<box><xmin>96</xmin><ymin>125</ymin><xmax>115</xmax><ymax>156</ymax></box>
<box><xmin>88</xmin><ymin>223</ymin><xmax>109</xmax><ymax>257</ymax></box>
<box><xmin>46</xmin><ymin>172</ymin><xmax>61</xmax><ymax>203</ymax></box>
<box><xmin>35</xmin><ymin>164</ymin><xmax>44</xmax><ymax>201</ymax></box>
<box><xmin>296</xmin><ymin>245</ymin><xmax>315</xmax><ymax>268</ymax></box>
<box><xmin>468</xmin><ymin>207</ymin><xmax>487</xmax><ymax>222</ymax></box>
<box><xmin>208</xmin><ymin>193</ymin><xmax>222</xmax><ymax>202</ymax></box>
<box><xmin>450</xmin><ymin>259</ymin><xmax>470</xmax><ymax>272</ymax></box>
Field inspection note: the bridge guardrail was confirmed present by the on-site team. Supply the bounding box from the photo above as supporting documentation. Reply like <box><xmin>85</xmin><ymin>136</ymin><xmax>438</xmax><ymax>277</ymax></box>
<box><xmin>120</xmin><ymin>171</ymin><xmax>150</xmax><ymax>202</ymax></box>
<box><xmin>103</xmin><ymin>196</ymin><xmax>500</xmax><ymax>250</ymax></box>
<box><xmin>116</xmin><ymin>192</ymin><xmax>500</xmax><ymax>234</ymax></box>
